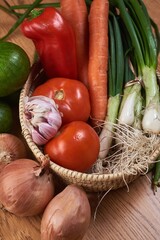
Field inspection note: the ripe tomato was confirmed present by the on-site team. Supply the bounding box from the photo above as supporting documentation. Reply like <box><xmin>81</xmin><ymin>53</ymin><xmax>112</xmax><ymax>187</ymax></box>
<box><xmin>44</xmin><ymin>121</ymin><xmax>100</xmax><ymax>172</ymax></box>
<box><xmin>32</xmin><ymin>78</ymin><xmax>91</xmax><ymax>125</ymax></box>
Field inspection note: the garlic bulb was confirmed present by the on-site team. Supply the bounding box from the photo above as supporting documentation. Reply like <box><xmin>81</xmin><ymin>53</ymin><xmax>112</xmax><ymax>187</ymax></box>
<box><xmin>24</xmin><ymin>95</ymin><xmax>62</xmax><ymax>145</ymax></box>
<box><xmin>0</xmin><ymin>159</ymin><xmax>55</xmax><ymax>217</ymax></box>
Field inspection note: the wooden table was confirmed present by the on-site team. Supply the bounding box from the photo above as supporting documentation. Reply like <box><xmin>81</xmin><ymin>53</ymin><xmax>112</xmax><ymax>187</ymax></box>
<box><xmin>0</xmin><ymin>1</ymin><xmax>160</xmax><ymax>239</ymax></box>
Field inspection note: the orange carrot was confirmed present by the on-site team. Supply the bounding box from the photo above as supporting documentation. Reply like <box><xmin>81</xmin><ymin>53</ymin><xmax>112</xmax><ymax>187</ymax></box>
<box><xmin>88</xmin><ymin>0</ymin><xmax>109</xmax><ymax>128</ymax></box>
<box><xmin>60</xmin><ymin>0</ymin><xmax>89</xmax><ymax>86</ymax></box>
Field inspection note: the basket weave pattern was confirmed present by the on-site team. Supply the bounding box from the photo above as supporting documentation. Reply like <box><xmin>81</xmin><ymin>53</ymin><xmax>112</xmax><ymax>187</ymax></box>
<box><xmin>19</xmin><ymin>63</ymin><xmax>160</xmax><ymax>192</ymax></box>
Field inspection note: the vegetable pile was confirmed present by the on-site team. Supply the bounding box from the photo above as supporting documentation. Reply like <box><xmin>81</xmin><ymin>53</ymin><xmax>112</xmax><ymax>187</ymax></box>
<box><xmin>0</xmin><ymin>0</ymin><xmax>160</xmax><ymax>239</ymax></box>
<box><xmin>0</xmin><ymin>41</ymin><xmax>30</xmax><ymax>134</ymax></box>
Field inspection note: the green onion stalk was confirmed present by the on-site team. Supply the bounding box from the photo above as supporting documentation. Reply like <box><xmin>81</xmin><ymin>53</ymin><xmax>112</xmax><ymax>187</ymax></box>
<box><xmin>10</xmin><ymin>2</ymin><xmax>60</xmax><ymax>10</ymax></box>
<box><xmin>152</xmin><ymin>156</ymin><xmax>160</xmax><ymax>194</ymax></box>
<box><xmin>0</xmin><ymin>4</ymin><xmax>20</xmax><ymax>18</ymax></box>
<box><xmin>99</xmin><ymin>12</ymin><xmax>124</xmax><ymax>159</ymax></box>
<box><xmin>117</xmin><ymin>21</ymin><xmax>143</xmax><ymax>129</ymax></box>
<box><xmin>110</xmin><ymin>0</ymin><xmax>160</xmax><ymax>134</ymax></box>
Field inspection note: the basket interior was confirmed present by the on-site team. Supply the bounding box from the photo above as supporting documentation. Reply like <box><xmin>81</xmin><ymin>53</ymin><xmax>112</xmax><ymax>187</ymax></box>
<box><xmin>19</xmin><ymin>63</ymin><xmax>160</xmax><ymax>192</ymax></box>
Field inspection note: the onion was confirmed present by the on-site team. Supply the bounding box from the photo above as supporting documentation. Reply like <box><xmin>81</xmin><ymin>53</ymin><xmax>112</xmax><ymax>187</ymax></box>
<box><xmin>0</xmin><ymin>159</ymin><xmax>55</xmax><ymax>217</ymax></box>
<box><xmin>0</xmin><ymin>133</ymin><xmax>27</xmax><ymax>171</ymax></box>
<box><xmin>41</xmin><ymin>184</ymin><xmax>91</xmax><ymax>240</ymax></box>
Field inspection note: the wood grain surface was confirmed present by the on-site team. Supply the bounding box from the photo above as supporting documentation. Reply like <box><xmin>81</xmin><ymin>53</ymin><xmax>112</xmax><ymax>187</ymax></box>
<box><xmin>0</xmin><ymin>1</ymin><xmax>160</xmax><ymax>240</ymax></box>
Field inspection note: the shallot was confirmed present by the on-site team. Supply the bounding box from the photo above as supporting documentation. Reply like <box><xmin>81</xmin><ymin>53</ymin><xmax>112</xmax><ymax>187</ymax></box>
<box><xmin>41</xmin><ymin>184</ymin><xmax>91</xmax><ymax>240</ymax></box>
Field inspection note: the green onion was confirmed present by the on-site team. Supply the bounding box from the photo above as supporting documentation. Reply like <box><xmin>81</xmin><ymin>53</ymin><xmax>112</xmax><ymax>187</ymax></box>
<box><xmin>111</xmin><ymin>0</ymin><xmax>160</xmax><ymax>134</ymax></box>
<box><xmin>0</xmin><ymin>4</ymin><xmax>21</xmax><ymax>18</ymax></box>
<box><xmin>2</xmin><ymin>0</ymin><xmax>20</xmax><ymax>18</ymax></box>
<box><xmin>152</xmin><ymin>157</ymin><xmax>160</xmax><ymax>194</ymax></box>
<box><xmin>10</xmin><ymin>2</ymin><xmax>60</xmax><ymax>10</ymax></box>
<box><xmin>99</xmin><ymin>12</ymin><xmax>124</xmax><ymax>159</ymax></box>
<box><xmin>118</xmin><ymin>82</ymin><xmax>142</xmax><ymax>128</ymax></box>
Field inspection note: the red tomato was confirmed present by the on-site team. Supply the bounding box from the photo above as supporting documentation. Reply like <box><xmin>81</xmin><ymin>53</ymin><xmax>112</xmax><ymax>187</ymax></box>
<box><xmin>44</xmin><ymin>121</ymin><xmax>100</xmax><ymax>172</ymax></box>
<box><xmin>32</xmin><ymin>78</ymin><xmax>91</xmax><ymax>125</ymax></box>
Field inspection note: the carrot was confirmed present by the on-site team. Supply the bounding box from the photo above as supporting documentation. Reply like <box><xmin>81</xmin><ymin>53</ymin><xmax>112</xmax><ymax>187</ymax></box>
<box><xmin>88</xmin><ymin>0</ymin><xmax>109</xmax><ymax>127</ymax></box>
<box><xmin>60</xmin><ymin>0</ymin><xmax>89</xmax><ymax>86</ymax></box>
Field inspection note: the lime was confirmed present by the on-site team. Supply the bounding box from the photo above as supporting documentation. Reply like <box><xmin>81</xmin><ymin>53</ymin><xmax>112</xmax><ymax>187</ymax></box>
<box><xmin>0</xmin><ymin>101</ymin><xmax>13</xmax><ymax>133</ymax></box>
<box><xmin>0</xmin><ymin>41</ymin><xmax>30</xmax><ymax>97</ymax></box>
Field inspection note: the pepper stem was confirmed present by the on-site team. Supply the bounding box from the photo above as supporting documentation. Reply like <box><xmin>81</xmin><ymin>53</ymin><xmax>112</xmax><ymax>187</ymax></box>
<box><xmin>29</xmin><ymin>9</ymin><xmax>43</xmax><ymax>20</ymax></box>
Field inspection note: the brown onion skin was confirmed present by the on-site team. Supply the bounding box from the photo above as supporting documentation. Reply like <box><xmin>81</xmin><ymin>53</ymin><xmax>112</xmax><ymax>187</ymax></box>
<box><xmin>0</xmin><ymin>159</ymin><xmax>55</xmax><ymax>217</ymax></box>
<box><xmin>0</xmin><ymin>133</ymin><xmax>27</xmax><ymax>171</ymax></box>
<box><xmin>41</xmin><ymin>184</ymin><xmax>91</xmax><ymax>240</ymax></box>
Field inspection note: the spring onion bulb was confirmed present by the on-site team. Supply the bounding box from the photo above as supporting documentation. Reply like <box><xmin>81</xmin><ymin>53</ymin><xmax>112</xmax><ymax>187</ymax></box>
<box><xmin>141</xmin><ymin>66</ymin><xmax>160</xmax><ymax>133</ymax></box>
<box><xmin>118</xmin><ymin>82</ymin><xmax>142</xmax><ymax>127</ymax></box>
<box><xmin>142</xmin><ymin>103</ymin><xmax>160</xmax><ymax>134</ymax></box>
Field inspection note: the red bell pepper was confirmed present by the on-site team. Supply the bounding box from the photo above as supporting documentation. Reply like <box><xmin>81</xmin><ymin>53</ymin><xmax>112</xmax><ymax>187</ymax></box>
<box><xmin>21</xmin><ymin>7</ymin><xmax>78</xmax><ymax>79</ymax></box>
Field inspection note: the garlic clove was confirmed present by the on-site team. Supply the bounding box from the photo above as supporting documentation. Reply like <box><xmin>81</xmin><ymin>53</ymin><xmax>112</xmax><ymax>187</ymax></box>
<box><xmin>38</xmin><ymin>122</ymin><xmax>58</xmax><ymax>139</ymax></box>
<box><xmin>31</xmin><ymin>128</ymin><xmax>48</xmax><ymax>146</ymax></box>
<box><xmin>47</xmin><ymin>111</ymin><xmax>62</xmax><ymax>126</ymax></box>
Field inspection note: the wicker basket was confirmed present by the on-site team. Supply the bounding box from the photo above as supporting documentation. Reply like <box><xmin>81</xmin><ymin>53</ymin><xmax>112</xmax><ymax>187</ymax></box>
<box><xmin>19</xmin><ymin>62</ymin><xmax>160</xmax><ymax>192</ymax></box>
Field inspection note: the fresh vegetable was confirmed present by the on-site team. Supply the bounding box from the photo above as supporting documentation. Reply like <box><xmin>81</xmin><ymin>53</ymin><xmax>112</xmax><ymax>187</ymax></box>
<box><xmin>152</xmin><ymin>157</ymin><xmax>160</xmax><ymax>194</ymax></box>
<box><xmin>116</xmin><ymin>13</ymin><xmax>143</xmax><ymax>129</ymax></box>
<box><xmin>88</xmin><ymin>0</ymin><xmax>109</xmax><ymax>127</ymax></box>
<box><xmin>21</xmin><ymin>7</ymin><xmax>78</xmax><ymax>79</ymax></box>
<box><xmin>0</xmin><ymin>101</ymin><xmax>13</xmax><ymax>133</ymax></box>
<box><xmin>61</xmin><ymin>0</ymin><xmax>89</xmax><ymax>86</ymax></box>
<box><xmin>110</xmin><ymin>0</ymin><xmax>160</xmax><ymax>134</ymax></box>
<box><xmin>0</xmin><ymin>159</ymin><xmax>55</xmax><ymax>217</ymax></box>
<box><xmin>118</xmin><ymin>82</ymin><xmax>142</xmax><ymax>128</ymax></box>
<box><xmin>44</xmin><ymin>121</ymin><xmax>100</xmax><ymax>172</ymax></box>
<box><xmin>41</xmin><ymin>184</ymin><xmax>91</xmax><ymax>240</ymax></box>
<box><xmin>24</xmin><ymin>95</ymin><xmax>62</xmax><ymax>145</ymax></box>
<box><xmin>32</xmin><ymin>78</ymin><xmax>91</xmax><ymax>125</ymax></box>
<box><xmin>0</xmin><ymin>133</ymin><xmax>27</xmax><ymax>171</ymax></box>
<box><xmin>95</xmin><ymin>0</ymin><xmax>160</xmax><ymax>184</ymax></box>
<box><xmin>0</xmin><ymin>41</ymin><xmax>30</xmax><ymax>97</ymax></box>
<box><xmin>99</xmin><ymin>12</ymin><xmax>125</xmax><ymax>159</ymax></box>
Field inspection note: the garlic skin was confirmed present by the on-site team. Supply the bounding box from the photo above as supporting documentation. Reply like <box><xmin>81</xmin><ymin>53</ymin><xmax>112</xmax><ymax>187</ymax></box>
<box><xmin>0</xmin><ymin>159</ymin><xmax>55</xmax><ymax>217</ymax></box>
<box><xmin>24</xmin><ymin>96</ymin><xmax>62</xmax><ymax>145</ymax></box>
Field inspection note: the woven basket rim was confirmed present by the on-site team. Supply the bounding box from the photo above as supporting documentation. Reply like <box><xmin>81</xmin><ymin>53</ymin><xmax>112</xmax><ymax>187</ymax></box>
<box><xmin>19</xmin><ymin>62</ymin><xmax>160</xmax><ymax>190</ymax></box>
